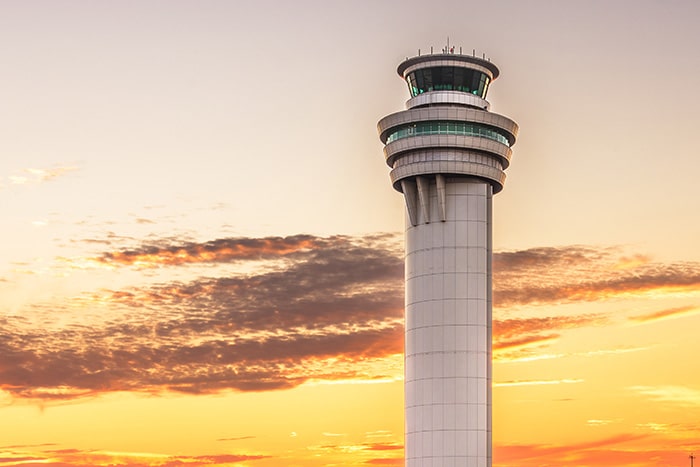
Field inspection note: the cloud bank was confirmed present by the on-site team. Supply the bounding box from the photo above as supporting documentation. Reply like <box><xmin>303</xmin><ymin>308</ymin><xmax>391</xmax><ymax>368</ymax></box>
<box><xmin>2</xmin><ymin>235</ymin><xmax>700</xmax><ymax>401</ymax></box>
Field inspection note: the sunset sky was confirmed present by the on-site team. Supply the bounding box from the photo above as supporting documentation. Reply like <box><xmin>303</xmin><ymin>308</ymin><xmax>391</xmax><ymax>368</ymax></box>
<box><xmin>2</xmin><ymin>1</ymin><xmax>700</xmax><ymax>466</ymax></box>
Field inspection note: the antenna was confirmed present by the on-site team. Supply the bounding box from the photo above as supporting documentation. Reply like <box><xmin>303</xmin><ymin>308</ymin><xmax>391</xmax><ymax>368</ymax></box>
<box><xmin>691</xmin><ymin>453</ymin><xmax>696</xmax><ymax>467</ymax></box>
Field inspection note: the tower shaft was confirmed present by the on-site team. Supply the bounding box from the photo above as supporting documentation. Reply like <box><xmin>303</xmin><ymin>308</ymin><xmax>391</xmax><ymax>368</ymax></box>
<box><xmin>404</xmin><ymin>177</ymin><xmax>493</xmax><ymax>466</ymax></box>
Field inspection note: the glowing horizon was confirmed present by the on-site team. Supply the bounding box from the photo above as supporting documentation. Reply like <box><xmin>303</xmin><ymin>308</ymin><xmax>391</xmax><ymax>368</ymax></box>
<box><xmin>2</xmin><ymin>1</ymin><xmax>700</xmax><ymax>466</ymax></box>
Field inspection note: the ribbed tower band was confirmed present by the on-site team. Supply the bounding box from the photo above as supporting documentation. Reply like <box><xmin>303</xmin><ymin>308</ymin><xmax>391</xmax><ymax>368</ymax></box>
<box><xmin>377</xmin><ymin>51</ymin><xmax>518</xmax><ymax>467</ymax></box>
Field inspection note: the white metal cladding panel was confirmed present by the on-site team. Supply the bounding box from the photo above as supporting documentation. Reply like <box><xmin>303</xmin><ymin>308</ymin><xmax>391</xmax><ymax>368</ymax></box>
<box><xmin>404</xmin><ymin>179</ymin><xmax>492</xmax><ymax>467</ymax></box>
<box><xmin>385</xmin><ymin>134</ymin><xmax>512</xmax><ymax>168</ymax></box>
<box><xmin>406</xmin><ymin>90</ymin><xmax>490</xmax><ymax>111</ymax></box>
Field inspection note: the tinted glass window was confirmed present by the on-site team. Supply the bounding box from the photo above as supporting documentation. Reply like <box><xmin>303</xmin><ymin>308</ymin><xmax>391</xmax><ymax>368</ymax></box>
<box><xmin>386</xmin><ymin>121</ymin><xmax>510</xmax><ymax>146</ymax></box>
<box><xmin>406</xmin><ymin>67</ymin><xmax>491</xmax><ymax>98</ymax></box>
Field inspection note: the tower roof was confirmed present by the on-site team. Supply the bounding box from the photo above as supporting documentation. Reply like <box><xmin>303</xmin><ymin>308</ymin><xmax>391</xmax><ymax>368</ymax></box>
<box><xmin>397</xmin><ymin>52</ymin><xmax>500</xmax><ymax>80</ymax></box>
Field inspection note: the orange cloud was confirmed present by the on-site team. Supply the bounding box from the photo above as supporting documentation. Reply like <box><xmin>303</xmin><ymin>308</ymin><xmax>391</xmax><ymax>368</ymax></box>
<box><xmin>307</xmin><ymin>442</ymin><xmax>403</xmax><ymax>465</ymax></box>
<box><xmin>614</xmin><ymin>254</ymin><xmax>652</xmax><ymax>270</ymax></box>
<box><xmin>493</xmin><ymin>333</ymin><xmax>560</xmax><ymax>351</ymax></box>
<box><xmin>495</xmin><ymin>433</ymin><xmax>652</xmax><ymax>466</ymax></box>
<box><xmin>364</xmin><ymin>458</ymin><xmax>403</xmax><ymax>465</ymax></box>
<box><xmin>0</xmin><ymin>446</ymin><xmax>270</xmax><ymax>467</ymax></box>
<box><xmin>495</xmin><ymin>314</ymin><xmax>606</xmax><ymax>340</ymax></box>
<box><xmin>492</xmin><ymin>430</ymin><xmax>700</xmax><ymax>467</ymax></box>
<box><xmin>629</xmin><ymin>305</ymin><xmax>699</xmax><ymax>323</ymax></box>
<box><xmin>493</xmin><ymin>314</ymin><xmax>607</xmax><ymax>360</ymax></box>
<box><xmin>88</xmin><ymin>234</ymin><xmax>401</xmax><ymax>269</ymax></box>
<box><xmin>95</xmin><ymin>236</ymin><xmax>320</xmax><ymax>267</ymax></box>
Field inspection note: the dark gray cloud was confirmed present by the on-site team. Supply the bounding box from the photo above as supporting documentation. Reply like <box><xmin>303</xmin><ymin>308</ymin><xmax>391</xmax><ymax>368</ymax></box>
<box><xmin>92</xmin><ymin>234</ymin><xmax>399</xmax><ymax>268</ymax></box>
<box><xmin>1</xmin><ymin>234</ymin><xmax>404</xmax><ymax>399</ymax></box>
<box><xmin>3</xmin><ymin>236</ymin><xmax>699</xmax><ymax>401</ymax></box>
<box><xmin>494</xmin><ymin>247</ymin><xmax>700</xmax><ymax>307</ymax></box>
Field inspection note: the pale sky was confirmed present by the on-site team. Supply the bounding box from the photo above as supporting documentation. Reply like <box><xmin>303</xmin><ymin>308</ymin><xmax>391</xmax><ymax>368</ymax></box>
<box><xmin>1</xmin><ymin>1</ymin><xmax>700</xmax><ymax>466</ymax></box>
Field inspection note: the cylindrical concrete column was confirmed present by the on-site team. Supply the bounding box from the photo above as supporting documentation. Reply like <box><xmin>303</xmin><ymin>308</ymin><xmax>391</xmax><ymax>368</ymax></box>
<box><xmin>404</xmin><ymin>179</ymin><xmax>492</xmax><ymax>467</ymax></box>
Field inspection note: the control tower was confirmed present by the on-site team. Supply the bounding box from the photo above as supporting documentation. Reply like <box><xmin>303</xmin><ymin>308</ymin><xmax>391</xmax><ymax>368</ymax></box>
<box><xmin>377</xmin><ymin>50</ymin><xmax>518</xmax><ymax>467</ymax></box>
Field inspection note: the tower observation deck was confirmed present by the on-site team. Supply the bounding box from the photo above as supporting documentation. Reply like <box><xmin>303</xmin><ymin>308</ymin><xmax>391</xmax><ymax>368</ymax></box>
<box><xmin>377</xmin><ymin>51</ymin><xmax>518</xmax><ymax>467</ymax></box>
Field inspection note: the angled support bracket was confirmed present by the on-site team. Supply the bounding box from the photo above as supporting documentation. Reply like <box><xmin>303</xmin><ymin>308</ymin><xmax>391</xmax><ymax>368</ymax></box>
<box><xmin>416</xmin><ymin>176</ymin><xmax>430</xmax><ymax>224</ymax></box>
<box><xmin>401</xmin><ymin>179</ymin><xmax>419</xmax><ymax>227</ymax></box>
<box><xmin>436</xmin><ymin>174</ymin><xmax>447</xmax><ymax>222</ymax></box>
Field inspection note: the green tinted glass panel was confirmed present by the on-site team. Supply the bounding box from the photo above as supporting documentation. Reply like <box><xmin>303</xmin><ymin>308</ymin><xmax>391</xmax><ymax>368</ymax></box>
<box><xmin>386</xmin><ymin>121</ymin><xmax>510</xmax><ymax>146</ymax></box>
